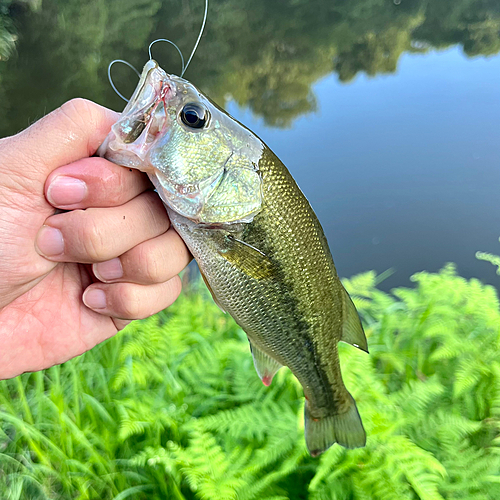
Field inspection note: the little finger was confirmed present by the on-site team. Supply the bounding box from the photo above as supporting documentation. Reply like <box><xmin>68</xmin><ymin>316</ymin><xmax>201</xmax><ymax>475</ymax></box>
<box><xmin>82</xmin><ymin>276</ymin><xmax>182</xmax><ymax>320</ymax></box>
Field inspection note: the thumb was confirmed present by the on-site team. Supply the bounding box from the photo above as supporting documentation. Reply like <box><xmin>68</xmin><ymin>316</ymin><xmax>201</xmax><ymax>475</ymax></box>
<box><xmin>2</xmin><ymin>99</ymin><xmax>119</xmax><ymax>179</ymax></box>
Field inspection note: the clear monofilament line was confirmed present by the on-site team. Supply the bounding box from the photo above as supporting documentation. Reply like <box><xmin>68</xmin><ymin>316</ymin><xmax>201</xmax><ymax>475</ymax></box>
<box><xmin>182</xmin><ymin>0</ymin><xmax>208</xmax><ymax>77</ymax></box>
<box><xmin>109</xmin><ymin>0</ymin><xmax>208</xmax><ymax>102</ymax></box>
<box><xmin>108</xmin><ymin>59</ymin><xmax>141</xmax><ymax>103</ymax></box>
<box><xmin>148</xmin><ymin>39</ymin><xmax>186</xmax><ymax>74</ymax></box>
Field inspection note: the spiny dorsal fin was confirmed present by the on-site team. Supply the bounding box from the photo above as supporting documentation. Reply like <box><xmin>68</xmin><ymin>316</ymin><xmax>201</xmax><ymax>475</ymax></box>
<box><xmin>340</xmin><ymin>286</ymin><xmax>368</xmax><ymax>353</ymax></box>
<box><xmin>217</xmin><ymin>235</ymin><xmax>276</xmax><ymax>280</ymax></box>
<box><xmin>249</xmin><ymin>340</ymin><xmax>282</xmax><ymax>386</ymax></box>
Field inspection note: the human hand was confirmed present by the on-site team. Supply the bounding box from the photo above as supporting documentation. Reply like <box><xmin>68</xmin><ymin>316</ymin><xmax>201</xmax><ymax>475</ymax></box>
<box><xmin>0</xmin><ymin>99</ymin><xmax>191</xmax><ymax>379</ymax></box>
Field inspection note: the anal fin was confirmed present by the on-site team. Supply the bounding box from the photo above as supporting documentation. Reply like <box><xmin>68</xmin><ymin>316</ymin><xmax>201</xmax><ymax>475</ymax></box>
<box><xmin>249</xmin><ymin>341</ymin><xmax>282</xmax><ymax>386</ymax></box>
<box><xmin>340</xmin><ymin>286</ymin><xmax>368</xmax><ymax>353</ymax></box>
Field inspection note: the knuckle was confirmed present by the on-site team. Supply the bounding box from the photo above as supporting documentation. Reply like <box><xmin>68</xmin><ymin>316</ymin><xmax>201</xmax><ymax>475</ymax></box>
<box><xmin>103</xmin><ymin>183</ymin><xmax>123</xmax><ymax>206</ymax></box>
<box><xmin>140</xmin><ymin>247</ymin><xmax>163</xmax><ymax>283</ymax></box>
<box><xmin>167</xmin><ymin>276</ymin><xmax>183</xmax><ymax>304</ymax></box>
<box><xmin>115</xmin><ymin>285</ymin><xmax>142</xmax><ymax>319</ymax></box>
<box><xmin>88</xmin><ymin>158</ymin><xmax>126</xmax><ymax>206</ymax></box>
<box><xmin>59</xmin><ymin>98</ymin><xmax>94</xmax><ymax>124</ymax></box>
<box><xmin>80</xmin><ymin>215</ymin><xmax>108</xmax><ymax>261</ymax></box>
<box><xmin>142</xmin><ymin>193</ymin><xmax>169</xmax><ymax>233</ymax></box>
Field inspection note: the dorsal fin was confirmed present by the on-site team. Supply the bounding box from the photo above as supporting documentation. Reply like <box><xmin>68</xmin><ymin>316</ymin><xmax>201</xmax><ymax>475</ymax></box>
<box><xmin>340</xmin><ymin>286</ymin><xmax>368</xmax><ymax>353</ymax></box>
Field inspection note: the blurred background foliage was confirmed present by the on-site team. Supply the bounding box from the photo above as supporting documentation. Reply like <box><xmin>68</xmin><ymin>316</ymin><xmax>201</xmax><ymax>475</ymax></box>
<box><xmin>1</xmin><ymin>263</ymin><xmax>500</xmax><ymax>499</ymax></box>
<box><xmin>0</xmin><ymin>0</ymin><xmax>500</xmax><ymax>134</ymax></box>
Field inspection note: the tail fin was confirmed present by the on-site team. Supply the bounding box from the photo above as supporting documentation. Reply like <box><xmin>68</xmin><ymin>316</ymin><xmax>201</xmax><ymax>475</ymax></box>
<box><xmin>304</xmin><ymin>395</ymin><xmax>366</xmax><ymax>457</ymax></box>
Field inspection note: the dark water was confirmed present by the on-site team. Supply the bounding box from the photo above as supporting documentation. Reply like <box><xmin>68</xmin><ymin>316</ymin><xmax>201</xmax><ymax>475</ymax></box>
<box><xmin>1</xmin><ymin>0</ymin><xmax>500</xmax><ymax>290</ymax></box>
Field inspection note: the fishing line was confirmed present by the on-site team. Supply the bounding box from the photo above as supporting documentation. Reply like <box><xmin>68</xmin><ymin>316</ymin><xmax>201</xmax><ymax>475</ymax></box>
<box><xmin>148</xmin><ymin>39</ymin><xmax>186</xmax><ymax>75</ymax></box>
<box><xmin>108</xmin><ymin>0</ymin><xmax>209</xmax><ymax>101</ymax></box>
<box><xmin>108</xmin><ymin>59</ymin><xmax>141</xmax><ymax>103</ymax></box>
<box><xmin>148</xmin><ymin>0</ymin><xmax>208</xmax><ymax>77</ymax></box>
<box><xmin>182</xmin><ymin>0</ymin><xmax>208</xmax><ymax>77</ymax></box>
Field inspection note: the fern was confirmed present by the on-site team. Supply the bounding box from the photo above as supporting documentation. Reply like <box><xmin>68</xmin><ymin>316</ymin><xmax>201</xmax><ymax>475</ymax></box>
<box><xmin>1</xmin><ymin>265</ymin><xmax>500</xmax><ymax>498</ymax></box>
<box><xmin>476</xmin><ymin>237</ymin><xmax>500</xmax><ymax>275</ymax></box>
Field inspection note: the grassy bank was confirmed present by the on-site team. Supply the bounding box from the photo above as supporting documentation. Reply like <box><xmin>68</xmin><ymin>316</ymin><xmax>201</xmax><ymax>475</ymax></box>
<box><xmin>1</xmin><ymin>265</ymin><xmax>499</xmax><ymax>499</ymax></box>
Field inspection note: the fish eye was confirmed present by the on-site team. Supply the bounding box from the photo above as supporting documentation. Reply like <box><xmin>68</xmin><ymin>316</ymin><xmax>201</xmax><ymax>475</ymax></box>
<box><xmin>180</xmin><ymin>103</ymin><xmax>208</xmax><ymax>129</ymax></box>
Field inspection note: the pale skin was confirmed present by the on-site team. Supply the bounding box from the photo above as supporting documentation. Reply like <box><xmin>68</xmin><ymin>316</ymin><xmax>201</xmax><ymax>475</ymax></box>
<box><xmin>0</xmin><ymin>99</ymin><xmax>191</xmax><ymax>380</ymax></box>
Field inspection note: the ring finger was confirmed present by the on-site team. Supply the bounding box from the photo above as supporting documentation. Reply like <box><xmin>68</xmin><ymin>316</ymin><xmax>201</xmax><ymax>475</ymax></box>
<box><xmin>93</xmin><ymin>228</ymin><xmax>192</xmax><ymax>285</ymax></box>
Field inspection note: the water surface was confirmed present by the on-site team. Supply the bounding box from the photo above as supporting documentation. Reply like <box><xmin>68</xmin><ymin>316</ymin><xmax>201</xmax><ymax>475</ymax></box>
<box><xmin>1</xmin><ymin>0</ymin><xmax>499</xmax><ymax>290</ymax></box>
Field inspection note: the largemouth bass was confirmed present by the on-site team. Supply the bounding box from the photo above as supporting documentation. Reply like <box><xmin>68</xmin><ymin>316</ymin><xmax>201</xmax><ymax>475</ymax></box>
<box><xmin>98</xmin><ymin>60</ymin><xmax>368</xmax><ymax>456</ymax></box>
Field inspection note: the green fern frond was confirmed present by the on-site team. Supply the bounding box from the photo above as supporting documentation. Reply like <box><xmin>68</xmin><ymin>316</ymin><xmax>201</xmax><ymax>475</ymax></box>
<box><xmin>394</xmin><ymin>378</ymin><xmax>445</xmax><ymax>414</ymax></box>
<box><xmin>453</xmin><ymin>363</ymin><xmax>482</xmax><ymax>398</ymax></box>
<box><xmin>193</xmin><ymin>400</ymin><xmax>297</xmax><ymax>442</ymax></box>
<box><xmin>476</xmin><ymin>250</ymin><xmax>500</xmax><ymax>275</ymax></box>
<box><xmin>309</xmin><ymin>445</ymin><xmax>346</xmax><ymax>491</ymax></box>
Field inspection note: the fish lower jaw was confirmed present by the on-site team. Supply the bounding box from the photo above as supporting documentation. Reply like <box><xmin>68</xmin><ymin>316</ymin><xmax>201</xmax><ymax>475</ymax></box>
<box><xmin>98</xmin><ymin>136</ymin><xmax>156</xmax><ymax>173</ymax></box>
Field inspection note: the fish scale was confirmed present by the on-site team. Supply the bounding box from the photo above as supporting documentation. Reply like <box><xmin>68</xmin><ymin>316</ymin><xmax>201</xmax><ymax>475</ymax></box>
<box><xmin>168</xmin><ymin>147</ymin><xmax>359</xmax><ymax>425</ymax></box>
<box><xmin>99</xmin><ymin>60</ymin><xmax>368</xmax><ymax>456</ymax></box>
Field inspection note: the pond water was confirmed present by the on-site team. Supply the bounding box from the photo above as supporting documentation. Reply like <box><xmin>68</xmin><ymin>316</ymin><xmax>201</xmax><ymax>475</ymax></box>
<box><xmin>1</xmin><ymin>0</ymin><xmax>500</xmax><ymax>290</ymax></box>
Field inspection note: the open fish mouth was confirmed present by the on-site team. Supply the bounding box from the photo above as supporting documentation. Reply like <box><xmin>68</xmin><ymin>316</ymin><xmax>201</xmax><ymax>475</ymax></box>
<box><xmin>99</xmin><ymin>59</ymin><xmax>264</xmax><ymax>224</ymax></box>
<box><xmin>98</xmin><ymin>60</ymin><xmax>175</xmax><ymax>170</ymax></box>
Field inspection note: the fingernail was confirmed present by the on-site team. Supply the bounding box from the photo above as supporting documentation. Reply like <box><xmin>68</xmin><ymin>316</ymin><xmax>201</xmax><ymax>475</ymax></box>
<box><xmin>35</xmin><ymin>225</ymin><xmax>64</xmax><ymax>257</ymax></box>
<box><xmin>83</xmin><ymin>288</ymin><xmax>107</xmax><ymax>309</ymax></box>
<box><xmin>47</xmin><ymin>176</ymin><xmax>87</xmax><ymax>206</ymax></box>
<box><xmin>94</xmin><ymin>258</ymin><xmax>123</xmax><ymax>281</ymax></box>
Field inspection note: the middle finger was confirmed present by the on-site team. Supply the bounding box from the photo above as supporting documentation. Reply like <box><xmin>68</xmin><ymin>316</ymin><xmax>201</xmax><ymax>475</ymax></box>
<box><xmin>35</xmin><ymin>191</ymin><xmax>169</xmax><ymax>263</ymax></box>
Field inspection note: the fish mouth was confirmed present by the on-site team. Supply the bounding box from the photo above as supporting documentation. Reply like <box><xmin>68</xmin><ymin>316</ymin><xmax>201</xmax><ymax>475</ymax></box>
<box><xmin>98</xmin><ymin>60</ymin><xmax>175</xmax><ymax>171</ymax></box>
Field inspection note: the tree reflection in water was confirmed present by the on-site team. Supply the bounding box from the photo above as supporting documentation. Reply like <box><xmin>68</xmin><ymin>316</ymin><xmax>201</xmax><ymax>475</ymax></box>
<box><xmin>0</xmin><ymin>0</ymin><xmax>499</xmax><ymax>135</ymax></box>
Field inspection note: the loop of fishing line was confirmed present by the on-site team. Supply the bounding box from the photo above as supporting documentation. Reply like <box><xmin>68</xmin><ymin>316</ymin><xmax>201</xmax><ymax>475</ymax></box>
<box><xmin>108</xmin><ymin>59</ymin><xmax>141</xmax><ymax>103</ymax></box>
<box><xmin>108</xmin><ymin>0</ymin><xmax>209</xmax><ymax>101</ymax></box>
<box><xmin>148</xmin><ymin>0</ymin><xmax>208</xmax><ymax>77</ymax></box>
<box><xmin>148</xmin><ymin>39</ymin><xmax>186</xmax><ymax>75</ymax></box>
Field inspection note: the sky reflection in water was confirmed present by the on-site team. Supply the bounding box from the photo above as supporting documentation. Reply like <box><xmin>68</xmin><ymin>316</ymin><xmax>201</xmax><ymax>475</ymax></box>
<box><xmin>229</xmin><ymin>48</ymin><xmax>500</xmax><ymax>290</ymax></box>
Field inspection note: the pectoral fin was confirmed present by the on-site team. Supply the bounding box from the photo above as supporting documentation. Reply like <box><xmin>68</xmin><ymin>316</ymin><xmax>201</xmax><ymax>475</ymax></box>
<box><xmin>216</xmin><ymin>235</ymin><xmax>276</xmax><ymax>280</ymax></box>
<box><xmin>249</xmin><ymin>341</ymin><xmax>282</xmax><ymax>386</ymax></box>
<box><xmin>340</xmin><ymin>286</ymin><xmax>368</xmax><ymax>353</ymax></box>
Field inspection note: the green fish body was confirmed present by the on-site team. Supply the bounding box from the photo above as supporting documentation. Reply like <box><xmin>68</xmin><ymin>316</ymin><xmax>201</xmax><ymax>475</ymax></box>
<box><xmin>99</xmin><ymin>60</ymin><xmax>368</xmax><ymax>455</ymax></box>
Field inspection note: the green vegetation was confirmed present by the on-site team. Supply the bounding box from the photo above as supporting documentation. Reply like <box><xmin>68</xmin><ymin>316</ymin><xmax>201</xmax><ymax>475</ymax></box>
<box><xmin>1</xmin><ymin>0</ymin><xmax>500</xmax><ymax>135</ymax></box>
<box><xmin>0</xmin><ymin>1</ymin><xmax>16</xmax><ymax>60</ymax></box>
<box><xmin>1</xmin><ymin>265</ymin><xmax>499</xmax><ymax>499</ymax></box>
<box><xmin>477</xmin><ymin>238</ymin><xmax>500</xmax><ymax>275</ymax></box>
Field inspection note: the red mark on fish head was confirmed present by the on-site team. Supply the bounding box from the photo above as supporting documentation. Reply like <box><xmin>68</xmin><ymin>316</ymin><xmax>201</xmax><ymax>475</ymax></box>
<box><xmin>262</xmin><ymin>375</ymin><xmax>273</xmax><ymax>386</ymax></box>
<box><xmin>160</xmin><ymin>82</ymin><xmax>172</xmax><ymax>103</ymax></box>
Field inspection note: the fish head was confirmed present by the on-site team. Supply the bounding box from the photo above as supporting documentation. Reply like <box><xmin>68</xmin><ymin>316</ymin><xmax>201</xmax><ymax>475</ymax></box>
<box><xmin>99</xmin><ymin>60</ymin><xmax>264</xmax><ymax>224</ymax></box>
